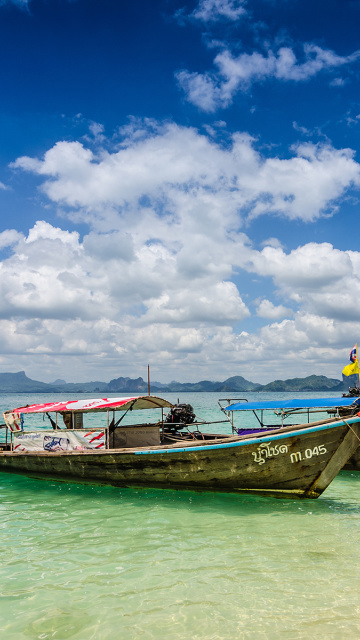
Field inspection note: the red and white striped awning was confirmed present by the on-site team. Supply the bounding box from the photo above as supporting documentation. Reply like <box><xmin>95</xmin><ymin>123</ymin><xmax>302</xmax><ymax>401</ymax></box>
<box><xmin>3</xmin><ymin>395</ymin><xmax>172</xmax><ymax>430</ymax></box>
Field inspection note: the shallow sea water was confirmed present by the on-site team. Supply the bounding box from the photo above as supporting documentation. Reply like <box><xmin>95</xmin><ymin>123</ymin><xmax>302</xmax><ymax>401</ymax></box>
<box><xmin>1</xmin><ymin>392</ymin><xmax>360</xmax><ymax>639</ymax></box>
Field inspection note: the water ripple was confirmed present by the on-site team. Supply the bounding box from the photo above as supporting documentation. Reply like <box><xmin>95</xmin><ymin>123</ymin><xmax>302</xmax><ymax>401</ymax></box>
<box><xmin>0</xmin><ymin>470</ymin><xmax>360</xmax><ymax>639</ymax></box>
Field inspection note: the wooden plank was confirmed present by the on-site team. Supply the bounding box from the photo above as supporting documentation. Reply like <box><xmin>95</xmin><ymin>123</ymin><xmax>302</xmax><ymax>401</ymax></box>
<box><xmin>306</xmin><ymin>421</ymin><xmax>360</xmax><ymax>495</ymax></box>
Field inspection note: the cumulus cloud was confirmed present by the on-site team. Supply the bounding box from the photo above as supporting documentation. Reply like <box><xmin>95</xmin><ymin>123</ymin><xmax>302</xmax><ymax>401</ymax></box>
<box><xmin>6</xmin><ymin>123</ymin><xmax>360</xmax><ymax>382</ymax></box>
<box><xmin>11</xmin><ymin>123</ymin><xmax>360</xmax><ymax>224</ymax></box>
<box><xmin>177</xmin><ymin>44</ymin><xmax>360</xmax><ymax>111</ymax></box>
<box><xmin>0</xmin><ymin>217</ymin><xmax>249</xmax><ymax>356</ymax></box>
<box><xmin>256</xmin><ymin>299</ymin><xmax>292</xmax><ymax>320</ymax></box>
<box><xmin>144</xmin><ymin>282</ymin><xmax>250</xmax><ymax>325</ymax></box>
<box><xmin>245</xmin><ymin>242</ymin><xmax>360</xmax><ymax>322</ymax></box>
<box><xmin>0</xmin><ymin>220</ymin><xmax>277</xmax><ymax>380</ymax></box>
<box><xmin>0</xmin><ymin>229</ymin><xmax>23</xmax><ymax>249</ymax></box>
<box><xmin>0</xmin><ymin>233</ymin><xmax>357</xmax><ymax>381</ymax></box>
<box><xmin>247</xmin><ymin>242</ymin><xmax>352</xmax><ymax>289</ymax></box>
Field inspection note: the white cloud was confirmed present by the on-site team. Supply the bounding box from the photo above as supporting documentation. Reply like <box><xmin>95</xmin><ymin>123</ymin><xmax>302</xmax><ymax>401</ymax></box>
<box><xmin>292</xmin><ymin>122</ymin><xmax>311</xmax><ymax>136</ymax></box>
<box><xmin>6</xmin><ymin>124</ymin><xmax>360</xmax><ymax>383</ymax></box>
<box><xmin>260</xmin><ymin>237</ymin><xmax>283</xmax><ymax>249</ymax></box>
<box><xmin>191</xmin><ymin>312</ymin><xmax>360</xmax><ymax>382</ymax></box>
<box><xmin>178</xmin><ymin>44</ymin><xmax>360</xmax><ymax>111</ymax></box>
<box><xmin>0</xmin><ymin>229</ymin><xmax>23</xmax><ymax>249</ymax></box>
<box><xmin>256</xmin><ymin>299</ymin><xmax>292</xmax><ymax>320</ymax></box>
<box><xmin>0</xmin><ymin>223</ymin><xmax>108</xmax><ymax>322</ymax></box>
<box><xmin>192</xmin><ymin>0</ymin><xmax>246</xmax><ymax>22</ymax></box>
<box><xmin>246</xmin><ymin>142</ymin><xmax>360</xmax><ymax>221</ymax></box>
<box><xmin>246</xmin><ymin>242</ymin><xmax>352</xmax><ymax>289</ymax></box>
<box><xmin>245</xmin><ymin>242</ymin><xmax>360</xmax><ymax>322</ymax></box>
<box><xmin>11</xmin><ymin>124</ymin><xmax>360</xmax><ymax>224</ymax></box>
<box><xmin>176</xmin><ymin>71</ymin><xmax>220</xmax><ymax>113</ymax></box>
<box><xmin>83</xmin><ymin>121</ymin><xmax>106</xmax><ymax>145</ymax></box>
<box><xmin>144</xmin><ymin>282</ymin><xmax>250</xmax><ymax>325</ymax></box>
<box><xmin>25</xmin><ymin>220</ymin><xmax>81</xmax><ymax>248</ymax></box>
<box><xmin>330</xmin><ymin>77</ymin><xmax>346</xmax><ymax>87</ymax></box>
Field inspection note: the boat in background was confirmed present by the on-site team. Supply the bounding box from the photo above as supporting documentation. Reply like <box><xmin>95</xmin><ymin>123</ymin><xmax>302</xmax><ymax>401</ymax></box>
<box><xmin>219</xmin><ymin>396</ymin><xmax>360</xmax><ymax>429</ymax></box>
<box><xmin>220</xmin><ymin>396</ymin><xmax>360</xmax><ymax>471</ymax></box>
<box><xmin>0</xmin><ymin>394</ymin><xmax>360</xmax><ymax>499</ymax></box>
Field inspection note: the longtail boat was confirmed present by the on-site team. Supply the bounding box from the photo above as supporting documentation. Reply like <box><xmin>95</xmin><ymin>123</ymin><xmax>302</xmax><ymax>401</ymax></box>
<box><xmin>0</xmin><ymin>395</ymin><xmax>360</xmax><ymax>499</ymax></box>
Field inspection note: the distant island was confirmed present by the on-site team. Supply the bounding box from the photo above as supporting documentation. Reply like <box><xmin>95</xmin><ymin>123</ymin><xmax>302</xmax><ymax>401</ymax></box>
<box><xmin>0</xmin><ymin>370</ymin><xmax>351</xmax><ymax>393</ymax></box>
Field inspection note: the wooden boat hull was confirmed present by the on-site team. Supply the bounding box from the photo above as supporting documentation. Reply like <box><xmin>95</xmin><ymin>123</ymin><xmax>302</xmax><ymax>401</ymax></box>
<box><xmin>343</xmin><ymin>446</ymin><xmax>360</xmax><ymax>471</ymax></box>
<box><xmin>0</xmin><ymin>418</ymin><xmax>359</xmax><ymax>498</ymax></box>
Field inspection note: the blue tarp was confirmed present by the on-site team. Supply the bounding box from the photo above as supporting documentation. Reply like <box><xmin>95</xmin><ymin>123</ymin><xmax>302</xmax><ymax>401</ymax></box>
<box><xmin>225</xmin><ymin>397</ymin><xmax>360</xmax><ymax>411</ymax></box>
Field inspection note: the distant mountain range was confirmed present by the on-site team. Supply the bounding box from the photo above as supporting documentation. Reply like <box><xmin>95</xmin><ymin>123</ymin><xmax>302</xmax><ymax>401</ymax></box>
<box><xmin>0</xmin><ymin>370</ymin><xmax>350</xmax><ymax>393</ymax></box>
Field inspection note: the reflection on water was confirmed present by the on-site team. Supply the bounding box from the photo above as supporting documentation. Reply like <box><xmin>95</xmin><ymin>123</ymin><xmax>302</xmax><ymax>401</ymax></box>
<box><xmin>0</xmin><ymin>392</ymin><xmax>360</xmax><ymax>639</ymax></box>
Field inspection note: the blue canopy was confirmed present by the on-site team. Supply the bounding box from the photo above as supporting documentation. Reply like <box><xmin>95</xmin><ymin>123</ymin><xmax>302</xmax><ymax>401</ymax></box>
<box><xmin>225</xmin><ymin>397</ymin><xmax>360</xmax><ymax>411</ymax></box>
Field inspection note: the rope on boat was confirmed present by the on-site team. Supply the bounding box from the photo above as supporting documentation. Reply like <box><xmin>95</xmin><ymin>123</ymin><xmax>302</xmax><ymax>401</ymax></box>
<box><xmin>342</xmin><ymin>419</ymin><xmax>360</xmax><ymax>444</ymax></box>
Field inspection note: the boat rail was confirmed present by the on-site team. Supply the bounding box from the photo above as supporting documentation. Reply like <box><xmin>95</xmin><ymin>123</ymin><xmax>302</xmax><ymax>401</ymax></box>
<box><xmin>217</xmin><ymin>396</ymin><xmax>360</xmax><ymax>431</ymax></box>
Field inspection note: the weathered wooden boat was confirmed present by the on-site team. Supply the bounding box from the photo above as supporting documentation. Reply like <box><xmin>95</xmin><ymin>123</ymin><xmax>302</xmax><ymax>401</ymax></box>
<box><xmin>220</xmin><ymin>396</ymin><xmax>360</xmax><ymax>472</ymax></box>
<box><xmin>1</xmin><ymin>395</ymin><xmax>360</xmax><ymax>499</ymax></box>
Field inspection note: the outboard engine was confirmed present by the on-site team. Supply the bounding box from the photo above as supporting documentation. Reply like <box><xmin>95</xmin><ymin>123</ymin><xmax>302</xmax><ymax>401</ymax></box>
<box><xmin>165</xmin><ymin>403</ymin><xmax>196</xmax><ymax>431</ymax></box>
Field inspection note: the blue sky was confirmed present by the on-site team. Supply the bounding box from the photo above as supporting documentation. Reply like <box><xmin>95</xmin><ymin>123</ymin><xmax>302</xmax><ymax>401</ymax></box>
<box><xmin>1</xmin><ymin>0</ymin><xmax>360</xmax><ymax>384</ymax></box>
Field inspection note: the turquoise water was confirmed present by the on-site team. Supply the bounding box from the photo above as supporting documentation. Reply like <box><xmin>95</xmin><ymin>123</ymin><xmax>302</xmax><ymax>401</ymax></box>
<box><xmin>1</xmin><ymin>392</ymin><xmax>360</xmax><ymax>639</ymax></box>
